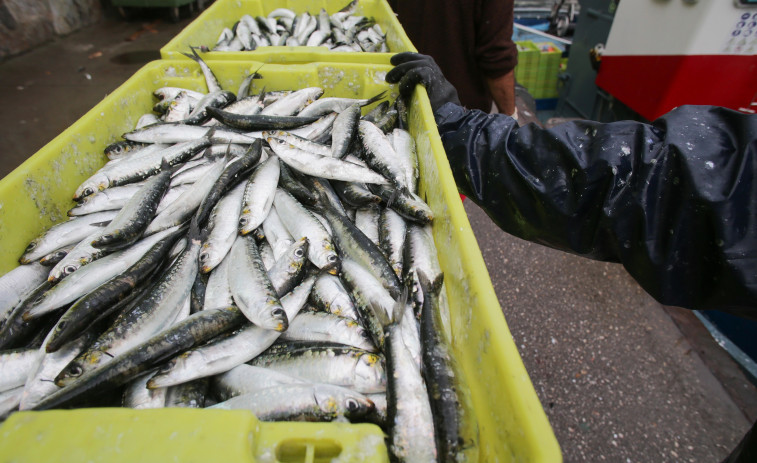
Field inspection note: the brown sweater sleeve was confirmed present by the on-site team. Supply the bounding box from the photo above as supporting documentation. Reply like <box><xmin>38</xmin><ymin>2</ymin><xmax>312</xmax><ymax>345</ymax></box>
<box><xmin>474</xmin><ymin>0</ymin><xmax>518</xmax><ymax>78</ymax></box>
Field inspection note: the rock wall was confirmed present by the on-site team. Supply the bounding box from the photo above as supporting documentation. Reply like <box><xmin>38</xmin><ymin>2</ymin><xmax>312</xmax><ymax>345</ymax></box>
<box><xmin>0</xmin><ymin>0</ymin><xmax>102</xmax><ymax>60</ymax></box>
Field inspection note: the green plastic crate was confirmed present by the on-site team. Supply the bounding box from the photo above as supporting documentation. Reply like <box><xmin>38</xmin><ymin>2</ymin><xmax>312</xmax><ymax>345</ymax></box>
<box><xmin>514</xmin><ymin>41</ymin><xmax>540</xmax><ymax>89</ymax></box>
<box><xmin>0</xmin><ymin>60</ymin><xmax>561</xmax><ymax>463</ymax></box>
<box><xmin>515</xmin><ymin>40</ymin><xmax>561</xmax><ymax>99</ymax></box>
<box><xmin>160</xmin><ymin>0</ymin><xmax>416</xmax><ymax>64</ymax></box>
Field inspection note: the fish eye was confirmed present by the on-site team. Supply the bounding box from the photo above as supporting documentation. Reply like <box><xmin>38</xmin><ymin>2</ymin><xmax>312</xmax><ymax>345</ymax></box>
<box><xmin>272</xmin><ymin>308</ymin><xmax>285</xmax><ymax>318</ymax></box>
<box><xmin>83</xmin><ymin>188</ymin><xmax>93</xmax><ymax>196</ymax></box>
<box><xmin>239</xmin><ymin>217</ymin><xmax>248</xmax><ymax>227</ymax></box>
<box><xmin>328</xmin><ymin>254</ymin><xmax>338</xmax><ymax>263</ymax></box>
<box><xmin>25</xmin><ymin>242</ymin><xmax>37</xmax><ymax>252</ymax></box>
<box><xmin>57</xmin><ymin>321</ymin><xmax>67</xmax><ymax>330</ymax></box>
<box><xmin>346</xmin><ymin>398</ymin><xmax>359</xmax><ymax>412</ymax></box>
<box><xmin>68</xmin><ymin>365</ymin><xmax>83</xmax><ymax>377</ymax></box>
<box><xmin>64</xmin><ymin>265</ymin><xmax>78</xmax><ymax>275</ymax></box>
<box><xmin>294</xmin><ymin>248</ymin><xmax>305</xmax><ymax>258</ymax></box>
<box><xmin>199</xmin><ymin>252</ymin><xmax>209</xmax><ymax>262</ymax></box>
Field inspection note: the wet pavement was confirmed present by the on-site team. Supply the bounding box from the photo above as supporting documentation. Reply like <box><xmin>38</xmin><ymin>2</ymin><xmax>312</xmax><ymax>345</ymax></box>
<box><xmin>0</xmin><ymin>8</ymin><xmax>755</xmax><ymax>463</ymax></box>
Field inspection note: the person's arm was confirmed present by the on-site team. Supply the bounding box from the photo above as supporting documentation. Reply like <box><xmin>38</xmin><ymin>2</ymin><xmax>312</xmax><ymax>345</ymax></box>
<box><xmin>436</xmin><ymin>102</ymin><xmax>757</xmax><ymax>316</ymax></box>
<box><xmin>485</xmin><ymin>70</ymin><xmax>515</xmax><ymax>116</ymax></box>
<box><xmin>475</xmin><ymin>0</ymin><xmax>517</xmax><ymax>115</ymax></box>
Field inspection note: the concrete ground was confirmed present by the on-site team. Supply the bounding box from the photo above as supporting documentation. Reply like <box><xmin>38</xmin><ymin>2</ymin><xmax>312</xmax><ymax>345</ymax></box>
<box><xmin>0</xmin><ymin>8</ymin><xmax>755</xmax><ymax>463</ymax></box>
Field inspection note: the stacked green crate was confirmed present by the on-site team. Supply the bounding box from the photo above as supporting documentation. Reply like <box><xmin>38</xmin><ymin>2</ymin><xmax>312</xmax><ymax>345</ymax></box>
<box><xmin>514</xmin><ymin>41</ymin><xmax>539</xmax><ymax>91</ymax></box>
<box><xmin>533</xmin><ymin>42</ymin><xmax>562</xmax><ymax>99</ymax></box>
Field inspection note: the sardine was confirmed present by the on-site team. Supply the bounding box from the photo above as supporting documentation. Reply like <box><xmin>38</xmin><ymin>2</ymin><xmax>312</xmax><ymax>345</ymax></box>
<box><xmin>273</xmin><ymin>189</ymin><xmax>339</xmax><ymax>273</ymax></box>
<box><xmin>227</xmin><ymin>235</ymin><xmax>287</xmax><ymax>331</ymax></box>
<box><xmin>209</xmin><ymin>383</ymin><xmax>374</xmax><ymax>422</ymax></box>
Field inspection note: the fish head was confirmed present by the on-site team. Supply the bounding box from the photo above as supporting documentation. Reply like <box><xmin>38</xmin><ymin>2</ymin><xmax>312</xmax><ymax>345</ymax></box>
<box><xmin>74</xmin><ymin>174</ymin><xmax>108</xmax><ymax>201</ymax></box>
<box><xmin>91</xmin><ymin>232</ymin><xmax>120</xmax><ymax>249</ymax></box>
<box><xmin>55</xmin><ymin>354</ymin><xmax>97</xmax><ymax>387</ymax></box>
<box><xmin>237</xmin><ymin>211</ymin><xmax>255</xmax><ymax>235</ymax></box>
<box><xmin>199</xmin><ymin>246</ymin><xmax>219</xmax><ymax>273</ymax></box>
<box><xmin>267</xmin><ymin>301</ymin><xmax>289</xmax><ymax>332</ymax></box>
<box><xmin>49</xmin><ymin>262</ymin><xmax>80</xmax><ymax>283</ymax></box>
<box><xmin>354</xmin><ymin>324</ymin><xmax>378</xmax><ymax>352</ymax></box>
<box><xmin>342</xmin><ymin>393</ymin><xmax>375</xmax><ymax>419</ymax></box>
<box><xmin>265</xmin><ymin>137</ymin><xmax>289</xmax><ymax>152</ymax></box>
<box><xmin>313</xmin><ymin>386</ymin><xmax>374</xmax><ymax>419</ymax></box>
<box><xmin>354</xmin><ymin>353</ymin><xmax>386</xmax><ymax>393</ymax></box>
<box><xmin>146</xmin><ymin>353</ymin><xmax>193</xmax><ymax>389</ymax></box>
<box><xmin>291</xmin><ymin>237</ymin><xmax>309</xmax><ymax>260</ymax></box>
<box><xmin>19</xmin><ymin>238</ymin><xmax>43</xmax><ymax>263</ymax></box>
<box><xmin>320</xmin><ymin>246</ymin><xmax>341</xmax><ymax>275</ymax></box>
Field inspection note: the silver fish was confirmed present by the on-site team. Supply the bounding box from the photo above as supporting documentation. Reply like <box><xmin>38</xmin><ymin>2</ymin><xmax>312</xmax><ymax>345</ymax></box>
<box><xmin>67</xmin><ymin>184</ymin><xmax>142</xmax><ymax>217</ymax></box>
<box><xmin>273</xmin><ymin>189</ymin><xmax>339</xmax><ymax>273</ymax></box>
<box><xmin>261</xmin><ymin>87</ymin><xmax>324</xmax><ymax>117</ymax></box>
<box><xmin>238</xmin><ymin>155</ymin><xmax>280</xmax><ymax>235</ymax></box>
<box><xmin>0</xmin><ymin>348</ymin><xmax>39</xmax><ymax>392</ymax></box>
<box><xmin>200</xmin><ymin>180</ymin><xmax>247</xmax><ymax>273</ymax></box>
<box><xmin>203</xmin><ymin>251</ymin><xmax>234</xmax><ymax>310</ymax></box>
<box><xmin>212</xmin><ymin>364</ymin><xmax>307</xmax><ymax>402</ymax></box>
<box><xmin>385</xmin><ymin>311</ymin><xmax>437</xmax><ymax>462</ymax></box>
<box><xmin>123</xmin><ymin>371</ymin><xmax>167</xmax><ymax>409</ymax></box>
<box><xmin>250</xmin><ymin>342</ymin><xmax>386</xmax><ymax>394</ymax></box>
<box><xmin>147</xmin><ymin>275</ymin><xmax>315</xmax><ymax>388</ymax></box>
<box><xmin>145</xmin><ymin>156</ymin><xmax>226</xmax><ymax>235</ymax></box>
<box><xmin>227</xmin><ymin>235</ymin><xmax>287</xmax><ymax>331</ymax></box>
<box><xmin>209</xmin><ymin>383</ymin><xmax>374</xmax><ymax>422</ymax></box>
<box><xmin>20</xmin><ymin>211</ymin><xmax>117</xmax><ymax>264</ymax></box>
<box><xmin>54</xmin><ymin>234</ymin><xmax>202</xmax><ymax>387</ymax></box>
<box><xmin>281</xmin><ymin>311</ymin><xmax>376</xmax><ymax>352</ymax></box>
<box><xmin>262</xmin><ymin>208</ymin><xmax>295</xmax><ymax>260</ymax></box>
<box><xmin>310</xmin><ymin>273</ymin><xmax>359</xmax><ymax>320</ymax></box>
<box><xmin>267</xmin><ymin>137</ymin><xmax>388</xmax><ymax>185</ymax></box>
<box><xmin>22</xmin><ymin>227</ymin><xmax>181</xmax><ymax>320</ymax></box>
<box><xmin>0</xmin><ymin>262</ymin><xmax>49</xmax><ymax>322</ymax></box>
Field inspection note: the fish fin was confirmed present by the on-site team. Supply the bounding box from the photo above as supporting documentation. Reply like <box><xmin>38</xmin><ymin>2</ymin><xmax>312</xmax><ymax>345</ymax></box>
<box><xmin>417</xmin><ymin>270</ymin><xmax>444</xmax><ymax>299</ymax></box>
<box><xmin>168</xmin><ymin>158</ymin><xmax>185</xmax><ymax>175</ymax></box>
<box><xmin>181</xmin><ymin>47</ymin><xmax>201</xmax><ymax>62</ymax></box>
<box><xmin>102</xmin><ymin>351</ymin><xmax>115</xmax><ymax>359</ymax></box>
<box><xmin>89</xmin><ymin>220</ymin><xmax>113</xmax><ymax>228</ymax></box>
<box><xmin>362</xmin><ymin>90</ymin><xmax>387</xmax><ymax>107</ymax></box>
<box><xmin>390</xmin><ymin>287</ymin><xmax>409</xmax><ymax>325</ymax></box>
<box><xmin>251</xmin><ymin>63</ymin><xmax>265</xmax><ymax>79</ymax></box>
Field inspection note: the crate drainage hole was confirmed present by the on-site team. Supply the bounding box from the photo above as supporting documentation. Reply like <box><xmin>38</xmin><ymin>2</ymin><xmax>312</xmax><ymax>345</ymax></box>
<box><xmin>276</xmin><ymin>439</ymin><xmax>342</xmax><ymax>463</ymax></box>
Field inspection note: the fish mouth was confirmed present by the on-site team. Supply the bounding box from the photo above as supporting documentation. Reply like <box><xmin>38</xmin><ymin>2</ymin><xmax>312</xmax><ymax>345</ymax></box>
<box><xmin>323</xmin><ymin>260</ymin><xmax>341</xmax><ymax>275</ymax></box>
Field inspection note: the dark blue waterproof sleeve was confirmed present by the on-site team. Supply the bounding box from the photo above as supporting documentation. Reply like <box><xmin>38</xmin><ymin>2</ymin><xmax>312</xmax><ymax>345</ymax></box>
<box><xmin>435</xmin><ymin>103</ymin><xmax>757</xmax><ymax>316</ymax></box>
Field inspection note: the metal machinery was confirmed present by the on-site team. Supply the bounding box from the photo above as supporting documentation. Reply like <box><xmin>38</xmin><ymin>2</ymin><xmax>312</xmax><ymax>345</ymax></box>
<box><xmin>555</xmin><ymin>0</ymin><xmax>630</xmax><ymax>121</ymax></box>
<box><xmin>558</xmin><ymin>0</ymin><xmax>756</xmax><ymax>120</ymax></box>
<box><xmin>596</xmin><ymin>0</ymin><xmax>757</xmax><ymax>120</ymax></box>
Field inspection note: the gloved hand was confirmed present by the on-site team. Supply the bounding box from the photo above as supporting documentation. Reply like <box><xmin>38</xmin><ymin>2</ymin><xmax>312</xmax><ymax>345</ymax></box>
<box><xmin>385</xmin><ymin>52</ymin><xmax>461</xmax><ymax>112</ymax></box>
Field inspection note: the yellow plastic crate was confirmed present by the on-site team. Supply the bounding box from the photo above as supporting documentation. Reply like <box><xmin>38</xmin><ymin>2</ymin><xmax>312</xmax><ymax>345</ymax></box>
<box><xmin>0</xmin><ymin>60</ymin><xmax>561</xmax><ymax>463</ymax></box>
<box><xmin>160</xmin><ymin>0</ymin><xmax>416</xmax><ymax>64</ymax></box>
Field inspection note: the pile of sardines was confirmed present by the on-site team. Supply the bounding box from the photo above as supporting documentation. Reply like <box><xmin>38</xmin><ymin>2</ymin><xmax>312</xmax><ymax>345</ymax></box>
<box><xmin>209</xmin><ymin>0</ymin><xmax>388</xmax><ymax>53</ymax></box>
<box><xmin>0</xmin><ymin>54</ymin><xmax>477</xmax><ymax>461</ymax></box>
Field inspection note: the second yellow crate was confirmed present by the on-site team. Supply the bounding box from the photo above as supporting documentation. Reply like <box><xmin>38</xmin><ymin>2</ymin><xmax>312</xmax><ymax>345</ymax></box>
<box><xmin>160</xmin><ymin>0</ymin><xmax>416</xmax><ymax>64</ymax></box>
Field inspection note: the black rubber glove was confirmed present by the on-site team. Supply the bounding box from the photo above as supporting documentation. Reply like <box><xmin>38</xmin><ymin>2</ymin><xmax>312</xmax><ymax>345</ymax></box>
<box><xmin>385</xmin><ymin>52</ymin><xmax>461</xmax><ymax>112</ymax></box>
